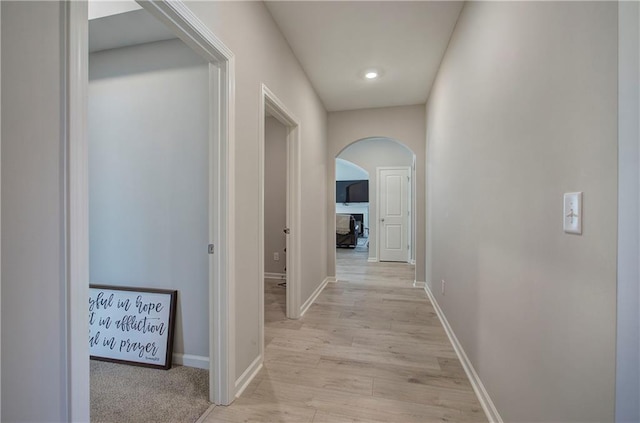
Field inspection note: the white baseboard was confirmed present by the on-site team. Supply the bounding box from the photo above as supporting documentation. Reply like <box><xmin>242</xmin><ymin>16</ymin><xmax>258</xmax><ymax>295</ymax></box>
<box><xmin>423</xmin><ymin>285</ymin><xmax>503</xmax><ymax>423</ymax></box>
<box><xmin>299</xmin><ymin>276</ymin><xmax>329</xmax><ymax>317</ymax></box>
<box><xmin>413</xmin><ymin>280</ymin><xmax>425</xmax><ymax>288</ymax></box>
<box><xmin>367</xmin><ymin>257</ymin><xmax>379</xmax><ymax>263</ymax></box>
<box><xmin>326</xmin><ymin>276</ymin><xmax>338</xmax><ymax>283</ymax></box>
<box><xmin>235</xmin><ymin>355</ymin><xmax>263</xmax><ymax>398</ymax></box>
<box><xmin>264</xmin><ymin>272</ymin><xmax>286</xmax><ymax>280</ymax></box>
<box><xmin>172</xmin><ymin>353</ymin><xmax>209</xmax><ymax>370</ymax></box>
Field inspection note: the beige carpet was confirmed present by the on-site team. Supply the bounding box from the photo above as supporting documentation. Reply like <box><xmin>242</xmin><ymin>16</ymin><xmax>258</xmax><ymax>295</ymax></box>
<box><xmin>91</xmin><ymin>360</ymin><xmax>210</xmax><ymax>423</ymax></box>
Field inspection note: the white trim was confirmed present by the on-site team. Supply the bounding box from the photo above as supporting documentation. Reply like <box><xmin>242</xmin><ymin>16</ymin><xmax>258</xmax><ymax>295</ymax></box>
<box><xmin>66</xmin><ymin>2</ymin><xmax>90</xmax><ymax>421</ymax></box>
<box><xmin>407</xmin><ymin>162</ymin><xmax>412</xmax><ymax>263</ymax></box>
<box><xmin>218</xmin><ymin>54</ymin><xmax>236</xmax><ymax>406</ymax></box>
<box><xmin>141</xmin><ymin>0</ymin><xmax>233</xmax><ymax>63</ymax></box>
<box><xmin>423</xmin><ymin>285</ymin><xmax>503</xmax><ymax>423</ymax></box>
<box><xmin>172</xmin><ymin>353</ymin><xmax>210</xmax><ymax>370</ymax></box>
<box><xmin>377</xmin><ymin>166</ymin><xmax>411</xmax><ymax>263</ymax></box>
<box><xmin>330</xmin><ymin>158</ymin><xmax>337</xmax><ymax>292</ymax></box>
<box><xmin>410</xmin><ymin>156</ymin><xmax>417</xmax><ymax>264</ymax></box>
<box><xmin>265</xmin><ymin>272</ymin><xmax>286</xmax><ymax>280</ymax></box>
<box><xmin>413</xmin><ymin>280</ymin><xmax>425</xmax><ymax>288</ymax></box>
<box><xmin>410</xmin><ymin>259</ymin><xmax>416</xmax><ymax>265</ymax></box>
<box><xmin>234</xmin><ymin>355</ymin><xmax>263</xmax><ymax>398</ymax></box>
<box><xmin>299</xmin><ymin>277</ymin><xmax>329</xmax><ymax>318</ymax></box>
<box><xmin>367</xmin><ymin>257</ymin><xmax>379</xmax><ymax>263</ymax></box>
<box><xmin>326</xmin><ymin>276</ymin><xmax>338</xmax><ymax>284</ymax></box>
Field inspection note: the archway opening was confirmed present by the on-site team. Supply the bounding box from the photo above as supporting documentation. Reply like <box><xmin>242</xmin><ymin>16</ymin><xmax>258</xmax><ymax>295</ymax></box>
<box><xmin>334</xmin><ymin>137</ymin><xmax>417</xmax><ymax>282</ymax></box>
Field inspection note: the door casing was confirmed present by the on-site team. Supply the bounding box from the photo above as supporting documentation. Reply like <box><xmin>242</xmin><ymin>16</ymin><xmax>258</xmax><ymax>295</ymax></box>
<box><xmin>377</xmin><ymin>166</ymin><xmax>411</xmax><ymax>263</ymax></box>
<box><xmin>258</xmin><ymin>84</ymin><xmax>302</xmax><ymax>369</ymax></box>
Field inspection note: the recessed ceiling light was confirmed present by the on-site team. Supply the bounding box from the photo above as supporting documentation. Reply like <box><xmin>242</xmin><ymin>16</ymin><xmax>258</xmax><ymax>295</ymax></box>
<box><xmin>365</xmin><ymin>71</ymin><xmax>378</xmax><ymax>79</ymax></box>
<box><xmin>361</xmin><ymin>68</ymin><xmax>383</xmax><ymax>80</ymax></box>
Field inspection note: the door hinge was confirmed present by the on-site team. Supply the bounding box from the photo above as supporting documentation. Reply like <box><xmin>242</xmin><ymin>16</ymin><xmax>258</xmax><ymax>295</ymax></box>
<box><xmin>208</xmin><ymin>244</ymin><xmax>215</xmax><ymax>254</ymax></box>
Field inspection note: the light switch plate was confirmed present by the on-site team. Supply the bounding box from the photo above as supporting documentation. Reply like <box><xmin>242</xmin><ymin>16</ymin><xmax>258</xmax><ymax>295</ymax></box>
<box><xmin>563</xmin><ymin>192</ymin><xmax>582</xmax><ymax>234</ymax></box>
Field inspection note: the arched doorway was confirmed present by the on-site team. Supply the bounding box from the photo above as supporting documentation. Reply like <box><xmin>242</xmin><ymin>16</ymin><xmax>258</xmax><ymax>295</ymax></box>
<box><xmin>334</xmin><ymin>137</ymin><xmax>417</xmax><ymax>281</ymax></box>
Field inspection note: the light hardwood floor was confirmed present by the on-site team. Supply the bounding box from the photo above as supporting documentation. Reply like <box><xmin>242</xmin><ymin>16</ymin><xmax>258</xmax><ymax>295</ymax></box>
<box><xmin>203</xmin><ymin>244</ymin><xmax>486</xmax><ymax>422</ymax></box>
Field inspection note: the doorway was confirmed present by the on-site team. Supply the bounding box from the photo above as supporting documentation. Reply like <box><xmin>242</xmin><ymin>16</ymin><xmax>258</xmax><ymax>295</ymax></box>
<box><xmin>258</xmin><ymin>84</ymin><xmax>302</xmax><ymax>365</ymax></box>
<box><xmin>334</xmin><ymin>137</ymin><xmax>415</xmax><ymax>270</ymax></box>
<box><xmin>263</xmin><ymin>113</ymin><xmax>288</xmax><ymax>320</ymax></box>
<box><xmin>87</xmin><ymin>8</ymin><xmax>211</xmax><ymax>419</ymax></box>
<box><xmin>66</xmin><ymin>1</ymin><xmax>236</xmax><ymax>419</ymax></box>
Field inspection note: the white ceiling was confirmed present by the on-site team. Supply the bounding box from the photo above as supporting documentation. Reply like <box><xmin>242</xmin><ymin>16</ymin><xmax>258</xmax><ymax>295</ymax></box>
<box><xmin>264</xmin><ymin>1</ymin><xmax>463</xmax><ymax>112</ymax></box>
<box><xmin>89</xmin><ymin>1</ymin><xmax>176</xmax><ymax>53</ymax></box>
<box><xmin>88</xmin><ymin>0</ymin><xmax>142</xmax><ymax>20</ymax></box>
<box><xmin>88</xmin><ymin>1</ymin><xmax>463</xmax><ymax>111</ymax></box>
<box><xmin>336</xmin><ymin>158</ymin><xmax>369</xmax><ymax>180</ymax></box>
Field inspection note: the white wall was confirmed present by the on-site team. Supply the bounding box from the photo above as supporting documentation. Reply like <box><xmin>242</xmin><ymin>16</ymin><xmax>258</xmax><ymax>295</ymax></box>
<box><xmin>328</xmin><ymin>105</ymin><xmax>425</xmax><ymax>280</ymax></box>
<box><xmin>1</xmin><ymin>2</ymin><xmax>69</xmax><ymax>420</ymax></box>
<box><xmin>89</xmin><ymin>39</ymin><xmax>210</xmax><ymax>358</ymax></box>
<box><xmin>264</xmin><ymin>117</ymin><xmax>287</xmax><ymax>275</ymax></box>
<box><xmin>337</xmin><ymin>138</ymin><xmax>413</xmax><ymax>261</ymax></box>
<box><xmin>425</xmin><ymin>2</ymin><xmax>617</xmax><ymax>421</ymax></box>
<box><xmin>616</xmin><ymin>2</ymin><xmax>640</xmax><ymax>421</ymax></box>
<box><xmin>183</xmin><ymin>1</ymin><xmax>328</xmax><ymax>381</ymax></box>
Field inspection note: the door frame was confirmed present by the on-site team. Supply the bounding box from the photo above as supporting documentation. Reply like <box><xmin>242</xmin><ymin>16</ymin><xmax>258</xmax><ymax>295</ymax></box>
<box><xmin>258</xmin><ymin>83</ymin><xmax>302</xmax><ymax>359</ymax></box>
<box><xmin>376</xmin><ymin>166</ymin><xmax>411</xmax><ymax>263</ymax></box>
<box><xmin>65</xmin><ymin>1</ymin><xmax>236</xmax><ymax>419</ymax></box>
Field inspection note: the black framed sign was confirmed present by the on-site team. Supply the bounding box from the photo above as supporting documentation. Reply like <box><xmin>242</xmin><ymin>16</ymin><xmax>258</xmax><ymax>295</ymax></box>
<box><xmin>89</xmin><ymin>285</ymin><xmax>177</xmax><ymax>370</ymax></box>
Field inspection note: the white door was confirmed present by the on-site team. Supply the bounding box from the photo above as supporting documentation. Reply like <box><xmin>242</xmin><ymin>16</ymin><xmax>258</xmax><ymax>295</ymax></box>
<box><xmin>378</xmin><ymin>167</ymin><xmax>410</xmax><ymax>262</ymax></box>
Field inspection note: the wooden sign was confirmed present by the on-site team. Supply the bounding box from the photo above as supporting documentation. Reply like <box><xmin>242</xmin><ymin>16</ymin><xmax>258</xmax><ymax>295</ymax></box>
<box><xmin>89</xmin><ymin>285</ymin><xmax>177</xmax><ymax>370</ymax></box>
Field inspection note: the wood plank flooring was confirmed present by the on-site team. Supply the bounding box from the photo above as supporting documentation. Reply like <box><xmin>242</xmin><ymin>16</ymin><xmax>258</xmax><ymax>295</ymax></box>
<box><xmin>203</xmin><ymin>245</ymin><xmax>486</xmax><ymax>422</ymax></box>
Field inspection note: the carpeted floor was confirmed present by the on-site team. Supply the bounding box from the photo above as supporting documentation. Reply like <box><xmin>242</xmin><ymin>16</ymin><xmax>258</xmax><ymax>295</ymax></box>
<box><xmin>91</xmin><ymin>360</ymin><xmax>211</xmax><ymax>423</ymax></box>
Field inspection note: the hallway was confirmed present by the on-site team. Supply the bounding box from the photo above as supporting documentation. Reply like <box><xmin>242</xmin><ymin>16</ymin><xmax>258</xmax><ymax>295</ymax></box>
<box><xmin>203</xmin><ymin>249</ymin><xmax>486</xmax><ymax>422</ymax></box>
